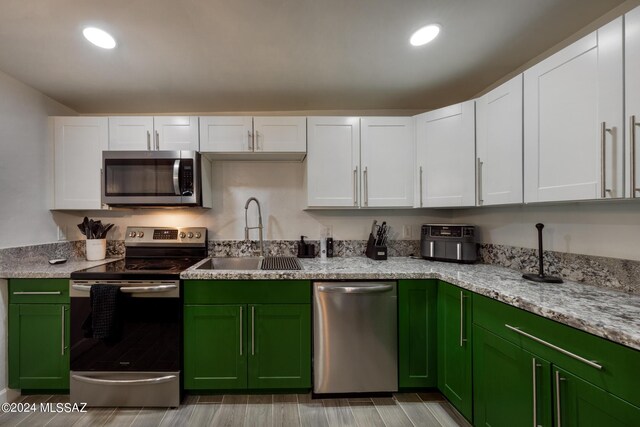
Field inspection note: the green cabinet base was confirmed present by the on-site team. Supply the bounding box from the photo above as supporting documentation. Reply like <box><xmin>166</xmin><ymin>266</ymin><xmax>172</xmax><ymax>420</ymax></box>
<box><xmin>398</xmin><ymin>280</ymin><xmax>438</xmax><ymax>388</ymax></box>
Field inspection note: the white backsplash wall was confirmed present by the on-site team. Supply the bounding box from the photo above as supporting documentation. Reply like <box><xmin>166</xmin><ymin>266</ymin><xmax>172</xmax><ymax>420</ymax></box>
<box><xmin>0</xmin><ymin>70</ymin><xmax>76</xmax><ymax>249</ymax></box>
<box><xmin>52</xmin><ymin>161</ymin><xmax>452</xmax><ymax>242</ymax></box>
<box><xmin>453</xmin><ymin>200</ymin><xmax>640</xmax><ymax>261</ymax></box>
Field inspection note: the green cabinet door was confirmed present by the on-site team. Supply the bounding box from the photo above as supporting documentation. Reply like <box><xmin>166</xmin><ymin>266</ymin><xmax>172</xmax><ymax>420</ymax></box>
<box><xmin>473</xmin><ymin>325</ymin><xmax>553</xmax><ymax>427</ymax></box>
<box><xmin>248</xmin><ymin>304</ymin><xmax>311</xmax><ymax>389</ymax></box>
<box><xmin>437</xmin><ymin>281</ymin><xmax>473</xmax><ymax>421</ymax></box>
<box><xmin>9</xmin><ymin>304</ymin><xmax>69</xmax><ymax>390</ymax></box>
<box><xmin>554</xmin><ymin>367</ymin><xmax>640</xmax><ymax>427</ymax></box>
<box><xmin>184</xmin><ymin>305</ymin><xmax>247</xmax><ymax>390</ymax></box>
<box><xmin>398</xmin><ymin>280</ymin><xmax>438</xmax><ymax>388</ymax></box>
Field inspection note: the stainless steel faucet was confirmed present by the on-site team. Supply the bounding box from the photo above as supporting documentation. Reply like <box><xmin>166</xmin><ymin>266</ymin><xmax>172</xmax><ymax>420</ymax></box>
<box><xmin>244</xmin><ymin>197</ymin><xmax>264</xmax><ymax>257</ymax></box>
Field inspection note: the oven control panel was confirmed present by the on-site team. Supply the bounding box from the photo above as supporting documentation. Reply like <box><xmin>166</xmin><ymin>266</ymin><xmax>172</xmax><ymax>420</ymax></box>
<box><xmin>125</xmin><ymin>227</ymin><xmax>207</xmax><ymax>246</ymax></box>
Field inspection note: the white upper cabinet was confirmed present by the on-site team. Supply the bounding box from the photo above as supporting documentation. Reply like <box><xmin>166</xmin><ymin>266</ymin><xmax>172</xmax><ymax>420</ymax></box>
<box><xmin>626</xmin><ymin>7</ymin><xmax>640</xmax><ymax>199</ymax></box>
<box><xmin>53</xmin><ymin>117</ymin><xmax>108</xmax><ymax>210</ymax></box>
<box><xmin>199</xmin><ymin>116</ymin><xmax>254</xmax><ymax>152</ymax></box>
<box><xmin>108</xmin><ymin>116</ymin><xmax>199</xmax><ymax>151</ymax></box>
<box><xmin>253</xmin><ymin>117</ymin><xmax>306</xmax><ymax>153</ymax></box>
<box><xmin>307</xmin><ymin>117</ymin><xmax>360</xmax><ymax>207</ymax></box>
<box><xmin>415</xmin><ymin>101</ymin><xmax>476</xmax><ymax>208</ymax></box>
<box><xmin>524</xmin><ymin>18</ymin><xmax>623</xmax><ymax>203</ymax></box>
<box><xmin>476</xmin><ymin>74</ymin><xmax>523</xmax><ymax>206</ymax></box>
<box><xmin>153</xmin><ymin>116</ymin><xmax>199</xmax><ymax>151</ymax></box>
<box><xmin>200</xmin><ymin>116</ymin><xmax>306</xmax><ymax>160</ymax></box>
<box><xmin>361</xmin><ymin>117</ymin><xmax>415</xmax><ymax>207</ymax></box>
<box><xmin>108</xmin><ymin>117</ymin><xmax>153</xmax><ymax>151</ymax></box>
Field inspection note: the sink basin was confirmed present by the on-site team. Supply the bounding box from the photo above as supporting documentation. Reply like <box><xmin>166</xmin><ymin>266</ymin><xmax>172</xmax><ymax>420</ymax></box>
<box><xmin>196</xmin><ymin>256</ymin><xmax>302</xmax><ymax>271</ymax></box>
<box><xmin>198</xmin><ymin>257</ymin><xmax>262</xmax><ymax>270</ymax></box>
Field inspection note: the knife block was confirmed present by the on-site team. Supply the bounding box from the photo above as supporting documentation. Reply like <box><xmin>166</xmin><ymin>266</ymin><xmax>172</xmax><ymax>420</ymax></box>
<box><xmin>365</xmin><ymin>233</ymin><xmax>387</xmax><ymax>260</ymax></box>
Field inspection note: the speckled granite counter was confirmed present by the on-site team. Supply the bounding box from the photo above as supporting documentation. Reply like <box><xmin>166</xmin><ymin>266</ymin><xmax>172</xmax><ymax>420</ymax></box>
<box><xmin>183</xmin><ymin>256</ymin><xmax>640</xmax><ymax>351</ymax></box>
<box><xmin>0</xmin><ymin>257</ymin><xmax>120</xmax><ymax>279</ymax></box>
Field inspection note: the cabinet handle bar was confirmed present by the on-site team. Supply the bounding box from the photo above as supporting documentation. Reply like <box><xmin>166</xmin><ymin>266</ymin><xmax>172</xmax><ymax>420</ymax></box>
<box><xmin>505</xmin><ymin>324</ymin><xmax>602</xmax><ymax>369</ymax></box>
<box><xmin>419</xmin><ymin>166</ymin><xmax>423</xmax><ymax>207</ymax></box>
<box><xmin>61</xmin><ymin>306</ymin><xmax>66</xmax><ymax>355</ymax></box>
<box><xmin>601</xmin><ymin>122</ymin><xmax>612</xmax><ymax>198</ymax></box>
<box><xmin>251</xmin><ymin>306</ymin><xmax>255</xmax><ymax>355</ymax></box>
<box><xmin>13</xmin><ymin>291</ymin><xmax>62</xmax><ymax>295</ymax></box>
<box><xmin>459</xmin><ymin>291</ymin><xmax>467</xmax><ymax>346</ymax></box>
<box><xmin>532</xmin><ymin>358</ymin><xmax>539</xmax><ymax>427</ymax></box>
<box><xmin>477</xmin><ymin>158</ymin><xmax>484</xmax><ymax>205</ymax></box>
<box><xmin>353</xmin><ymin>167</ymin><xmax>358</xmax><ymax>206</ymax></box>
<box><xmin>632</xmin><ymin>115</ymin><xmax>638</xmax><ymax>197</ymax></box>
<box><xmin>555</xmin><ymin>370</ymin><xmax>565</xmax><ymax>427</ymax></box>
<box><xmin>239</xmin><ymin>306</ymin><xmax>243</xmax><ymax>356</ymax></box>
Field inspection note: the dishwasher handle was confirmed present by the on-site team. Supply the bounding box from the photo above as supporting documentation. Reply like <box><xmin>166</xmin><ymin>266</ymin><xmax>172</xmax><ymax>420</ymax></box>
<box><xmin>316</xmin><ymin>284</ymin><xmax>394</xmax><ymax>294</ymax></box>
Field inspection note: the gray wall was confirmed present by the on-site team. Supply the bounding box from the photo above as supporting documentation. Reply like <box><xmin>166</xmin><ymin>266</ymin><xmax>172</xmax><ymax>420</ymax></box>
<box><xmin>0</xmin><ymin>70</ymin><xmax>76</xmax><ymax>249</ymax></box>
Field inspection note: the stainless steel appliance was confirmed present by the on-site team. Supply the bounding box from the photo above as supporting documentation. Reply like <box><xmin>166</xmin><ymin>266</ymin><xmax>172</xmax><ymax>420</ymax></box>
<box><xmin>102</xmin><ymin>151</ymin><xmax>212</xmax><ymax>207</ymax></box>
<box><xmin>420</xmin><ymin>224</ymin><xmax>477</xmax><ymax>263</ymax></box>
<box><xmin>69</xmin><ymin>226</ymin><xmax>207</xmax><ymax>407</ymax></box>
<box><xmin>313</xmin><ymin>282</ymin><xmax>397</xmax><ymax>394</ymax></box>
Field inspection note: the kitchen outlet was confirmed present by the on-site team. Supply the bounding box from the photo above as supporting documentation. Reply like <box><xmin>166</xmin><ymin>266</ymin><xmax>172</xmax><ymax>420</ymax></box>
<box><xmin>402</xmin><ymin>225</ymin><xmax>412</xmax><ymax>238</ymax></box>
<box><xmin>57</xmin><ymin>225</ymin><xmax>67</xmax><ymax>241</ymax></box>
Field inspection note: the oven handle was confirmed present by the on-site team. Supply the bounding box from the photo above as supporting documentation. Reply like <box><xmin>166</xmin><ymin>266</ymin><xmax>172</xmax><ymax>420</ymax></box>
<box><xmin>71</xmin><ymin>284</ymin><xmax>177</xmax><ymax>293</ymax></box>
<box><xmin>72</xmin><ymin>374</ymin><xmax>177</xmax><ymax>385</ymax></box>
<box><xmin>120</xmin><ymin>285</ymin><xmax>177</xmax><ymax>293</ymax></box>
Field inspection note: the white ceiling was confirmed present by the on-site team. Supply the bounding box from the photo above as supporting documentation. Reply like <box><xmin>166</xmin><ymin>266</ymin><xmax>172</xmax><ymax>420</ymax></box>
<box><xmin>0</xmin><ymin>0</ymin><xmax>625</xmax><ymax>113</ymax></box>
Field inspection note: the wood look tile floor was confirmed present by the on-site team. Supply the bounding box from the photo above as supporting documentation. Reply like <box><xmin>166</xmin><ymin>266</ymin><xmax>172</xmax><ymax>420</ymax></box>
<box><xmin>0</xmin><ymin>392</ymin><xmax>471</xmax><ymax>427</ymax></box>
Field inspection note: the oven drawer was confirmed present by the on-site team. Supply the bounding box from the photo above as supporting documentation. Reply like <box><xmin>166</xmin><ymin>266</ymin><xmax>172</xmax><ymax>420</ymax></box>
<box><xmin>9</xmin><ymin>279</ymin><xmax>70</xmax><ymax>304</ymax></box>
<box><xmin>70</xmin><ymin>371</ymin><xmax>180</xmax><ymax>407</ymax></box>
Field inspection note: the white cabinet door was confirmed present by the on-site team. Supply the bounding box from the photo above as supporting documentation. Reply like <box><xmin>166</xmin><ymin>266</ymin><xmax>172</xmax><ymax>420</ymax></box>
<box><xmin>361</xmin><ymin>117</ymin><xmax>414</xmax><ymax>207</ymax></box>
<box><xmin>53</xmin><ymin>117</ymin><xmax>108</xmax><ymax>209</ymax></box>
<box><xmin>416</xmin><ymin>101</ymin><xmax>476</xmax><ymax>207</ymax></box>
<box><xmin>476</xmin><ymin>74</ymin><xmax>523</xmax><ymax>206</ymax></box>
<box><xmin>108</xmin><ymin>116</ymin><xmax>153</xmax><ymax>150</ymax></box>
<box><xmin>253</xmin><ymin>117</ymin><xmax>306</xmax><ymax>152</ymax></box>
<box><xmin>524</xmin><ymin>18</ymin><xmax>623</xmax><ymax>202</ymax></box>
<box><xmin>307</xmin><ymin>117</ymin><xmax>360</xmax><ymax>207</ymax></box>
<box><xmin>199</xmin><ymin>116</ymin><xmax>253</xmax><ymax>152</ymax></box>
<box><xmin>154</xmin><ymin>116</ymin><xmax>199</xmax><ymax>151</ymax></box>
<box><xmin>626</xmin><ymin>7</ymin><xmax>640</xmax><ymax>199</ymax></box>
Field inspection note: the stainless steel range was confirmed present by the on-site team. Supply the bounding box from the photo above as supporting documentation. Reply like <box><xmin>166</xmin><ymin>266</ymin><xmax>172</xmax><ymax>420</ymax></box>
<box><xmin>69</xmin><ymin>226</ymin><xmax>207</xmax><ymax>407</ymax></box>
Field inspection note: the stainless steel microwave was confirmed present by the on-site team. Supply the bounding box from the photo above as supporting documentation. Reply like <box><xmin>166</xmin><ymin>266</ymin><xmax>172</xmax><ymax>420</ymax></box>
<box><xmin>102</xmin><ymin>151</ymin><xmax>212</xmax><ymax>207</ymax></box>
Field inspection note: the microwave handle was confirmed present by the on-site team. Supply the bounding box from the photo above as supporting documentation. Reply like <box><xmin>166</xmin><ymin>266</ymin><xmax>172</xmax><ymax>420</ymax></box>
<box><xmin>173</xmin><ymin>160</ymin><xmax>181</xmax><ymax>196</ymax></box>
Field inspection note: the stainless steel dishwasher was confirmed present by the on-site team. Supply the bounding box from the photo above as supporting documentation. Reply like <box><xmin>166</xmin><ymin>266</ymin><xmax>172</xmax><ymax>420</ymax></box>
<box><xmin>313</xmin><ymin>281</ymin><xmax>398</xmax><ymax>394</ymax></box>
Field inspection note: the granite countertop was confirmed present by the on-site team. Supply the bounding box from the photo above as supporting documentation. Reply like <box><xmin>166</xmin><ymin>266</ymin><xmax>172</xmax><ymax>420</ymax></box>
<box><xmin>0</xmin><ymin>257</ymin><xmax>120</xmax><ymax>279</ymax></box>
<box><xmin>183</xmin><ymin>256</ymin><xmax>640</xmax><ymax>351</ymax></box>
<box><xmin>1</xmin><ymin>255</ymin><xmax>638</xmax><ymax>351</ymax></box>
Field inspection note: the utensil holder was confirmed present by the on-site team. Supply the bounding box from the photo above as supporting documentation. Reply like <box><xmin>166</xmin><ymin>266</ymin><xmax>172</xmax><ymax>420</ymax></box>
<box><xmin>86</xmin><ymin>239</ymin><xmax>107</xmax><ymax>261</ymax></box>
<box><xmin>365</xmin><ymin>233</ymin><xmax>387</xmax><ymax>260</ymax></box>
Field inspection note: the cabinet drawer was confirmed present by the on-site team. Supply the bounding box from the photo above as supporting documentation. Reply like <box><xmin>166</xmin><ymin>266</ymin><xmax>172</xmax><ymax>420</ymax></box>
<box><xmin>9</xmin><ymin>279</ymin><xmax>70</xmax><ymax>304</ymax></box>
<box><xmin>473</xmin><ymin>294</ymin><xmax>640</xmax><ymax>408</ymax></box>
<box><xmin>184</xmin><ymin>280</ymin><xmax>311</xmax><ymax>304</ymax></box>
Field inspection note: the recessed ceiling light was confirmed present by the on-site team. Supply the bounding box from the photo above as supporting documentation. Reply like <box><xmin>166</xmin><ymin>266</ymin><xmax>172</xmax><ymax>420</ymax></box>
<box><xmin>410</xmin><ymin>24</ymin><xmax>441</xmax><ymax>47</ymax></box>
<box><xmin>82</xmin><ymin>27</ymin><xmax>117</xmax><ymax>49</ymax></box>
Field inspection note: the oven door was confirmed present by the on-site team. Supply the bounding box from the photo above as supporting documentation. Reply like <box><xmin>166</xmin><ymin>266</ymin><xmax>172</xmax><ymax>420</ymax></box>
<box><xmin>70</xmin><ymin>280</ymin><xmax>180</xmax><ymax>373</ymax></box>
<box><xmin>102</xmin><ymin>151</ymin><xmax>200</xmax><ymax>206</ymax></box>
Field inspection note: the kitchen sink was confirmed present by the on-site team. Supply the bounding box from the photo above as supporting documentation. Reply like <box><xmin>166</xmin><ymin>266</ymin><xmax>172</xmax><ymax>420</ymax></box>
<box><xmin>197</xmin><ymin>256</ymin><xmax>302</xmax><ymax>271</ymax></box>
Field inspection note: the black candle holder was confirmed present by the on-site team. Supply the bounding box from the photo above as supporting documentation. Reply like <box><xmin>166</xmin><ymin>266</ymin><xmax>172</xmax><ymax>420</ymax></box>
<box><xmin>522</xmin><ymin>223</ymin><xmax>563</xmax><ymax>284</ymax></box>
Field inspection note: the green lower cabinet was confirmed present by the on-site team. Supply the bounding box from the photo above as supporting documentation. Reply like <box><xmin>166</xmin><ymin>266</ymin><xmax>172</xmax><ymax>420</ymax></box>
<box><xmin>9</xmin><ymin>303</ymin><xmax>69</xmax><ymax>390</ymax></box>
<box><xmin>184</xmin><ymin>305</ymin><xmax>247</xmax><ymax>389</ymax></box>
<box><xmin>437</xmin><ymin>281</ymin><xmax>473</xmax><ymax>421</ymax></box>
<box><xmin>473</xmin><ymin>325</ymin><xmax>553</xmax><ymax>427</ymax></box>
<box><xmin>248</xmin><ymin>304</ymin><xmax>311</xmax><ymax>389</ymax></box>
<box><xmin>398</xmin><ymin>280</ymin><xmax>437</xmax><ymax>388</ymax></box>
<box><xmin>554</xmin><ymin>367</ymin><xmax>640</xmax><ymax>427</ymax></box>
<box><xmin>184</xmin><ymin>302</ymin><xmax>311</xmax><ymax>391</ymax></box>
